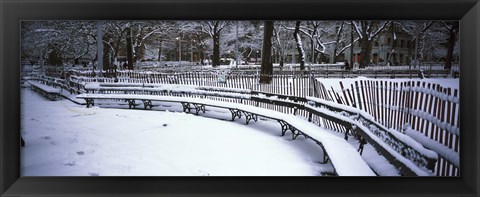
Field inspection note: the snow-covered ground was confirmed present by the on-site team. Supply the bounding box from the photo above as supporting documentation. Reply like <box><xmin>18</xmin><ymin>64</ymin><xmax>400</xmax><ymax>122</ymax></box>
<box><xmin>21</xmin><ymin>88</ymin><xmax>331</xmax><ymax>176</ymax></box>
<box><xmin>20</xmin><ymin>86</ymin><xmax>398</xmax><ymax>176</ymax></box>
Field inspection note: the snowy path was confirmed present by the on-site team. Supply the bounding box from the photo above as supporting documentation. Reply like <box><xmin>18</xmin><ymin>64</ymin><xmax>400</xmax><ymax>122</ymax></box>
<box><xmin>21</xmin><ymin>88</ymin><xmax>335</xmax><ymax>176</ymax></box>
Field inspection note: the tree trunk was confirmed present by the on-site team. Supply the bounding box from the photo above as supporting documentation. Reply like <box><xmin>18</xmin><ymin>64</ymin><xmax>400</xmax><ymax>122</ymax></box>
<box><xmin>332</xmin><ymin>22</ymin><xmax>344</xmax><ymax>64</ymax></box>
<box><xmin>103</xmin><ymin>40</ymin><xmax>112</xmax><ymax>71</ymax></box>
<box><xmin>48</xmin><ymin>47</ymin><xmax>62</xmax><ymax>67</ymax></box>
<box><xmin>279</xmin><ymin>55</ymin><xmax>284</xmax><ymax>68</ymax></box>
<box><xmin>134</xmin><ymin>44</ymin><xmax>145</xmax><ymax>62</ymax></box>
<box><xmin>126</xmin><ymin>27</ymin><xmax>134</xmax><ymax>70</ymax></box>
<box><xmin>200</xmin><ymin>50</ymin><xmax>205</xmax><ymax>65</ymax></box>
<box><xmin>350</xmin><ymin>21</ymin><xmax>354</xmax><ymax>68</ymax></box>
<box><xmin>212</xmin><ymin>33</ymin><xmax>220</xmax><ymax>67</ymax></box>
<box><xmin>293</xmin><ymin>21</ymin><xmax>305</xmax><ymax>70</ymax></box>
<box><xmin>388</xmin><ymin>23</ymin><xmax>397</xmax><ymax>66</ymax></box>
<box><xmin>158</xmin><ymin>41</ymin><xmax>162</xmax><ymax>62</ymax></box>
<box><xmin>260</xmin><ymin>21</ymin><xmax>274</xmax><ymax>84</ymax></box>
<box><xmin>359</xmin><ymin>37</ymin><xmax>372</xmax><ymax>68</ymax></box>
<box><xmin>445</xmin><ymin>23</ymin><xmax>458</xmax><ymax>70</ymax></box>
<box><xmin>114</xmin><ymin>38</ymin><xmax>122</xmax><ymax>58</ymax></box>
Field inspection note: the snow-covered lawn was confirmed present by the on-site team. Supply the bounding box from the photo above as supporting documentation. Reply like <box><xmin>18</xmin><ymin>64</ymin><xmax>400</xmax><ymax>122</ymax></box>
<box><xmin>21</xmin><ymin>88</ymin><xmax>334</xmax><ymax>176</ymax></box>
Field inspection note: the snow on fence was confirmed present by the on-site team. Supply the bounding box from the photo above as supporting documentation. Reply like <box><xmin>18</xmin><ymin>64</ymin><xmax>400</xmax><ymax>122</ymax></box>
<box><xmin>38</xmin><ymin>69</ymin><xmax>460</xmax><ymax>176</ymax></box>
<box><xmin>78</xmin><ymin>83</ymin><xmax>435</xmax><ymax>176</ymax></box>
<box><xmin>314</xmin><ymin>79</ymin><xmax>460</xmax><ymax>176</ymax></box>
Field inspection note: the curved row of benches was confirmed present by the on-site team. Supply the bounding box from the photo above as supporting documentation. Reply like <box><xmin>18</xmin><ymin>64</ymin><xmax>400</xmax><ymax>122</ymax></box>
<box><xmin>76</xmin><ymin>93</ymin><xmax>376</xmax><ymax>176</ymax></box>
<box><xmin>76</xmin><ymin>82</ymin><xmax>441</xmax><ymax>176</ymax></box>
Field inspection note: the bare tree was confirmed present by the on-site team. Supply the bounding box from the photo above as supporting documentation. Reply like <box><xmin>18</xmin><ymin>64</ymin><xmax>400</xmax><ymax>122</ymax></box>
<box><xmin>398</xmin><ymin>21</ymin><xmax>435</xmax><ymax>67</ymax></box>
<box><xmin>352</xmin><ymin>21</ymin><xmax>391</xmax><ymax>68</ymax></box>
<box><xmin>443</xmin><ymin>21</ymin><xmax>459</xmax><ymax>70</ymax></box>
<box><xmin>273</xmin><ymin>21</ymin><xmax>295</xmax><ymax>68</ymax></box>
<box><xmin>21</xmin><ymin>21</ymin><xmax>96</xmax><ymax>67</ymax></box>
<box><xmin>197</xmin><ymin>21</ymin><xmax>231</xmax><ymax>67</ymax></box>
<box><xmin>293</xmin><ymin>21</ymin><xmax>306</xmax><ymax>70</ymax></box>
<box><xmin>260</xmin><ymin>21</ymin><xmax>274</xmax><ymax>84</ymax></box>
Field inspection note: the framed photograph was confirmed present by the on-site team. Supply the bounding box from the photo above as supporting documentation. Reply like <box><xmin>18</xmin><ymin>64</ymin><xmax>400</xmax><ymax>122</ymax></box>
<box><xmin>1</xmin><ymin>0</ymin><xmax>479</xmax><ymax>196</ymax></box>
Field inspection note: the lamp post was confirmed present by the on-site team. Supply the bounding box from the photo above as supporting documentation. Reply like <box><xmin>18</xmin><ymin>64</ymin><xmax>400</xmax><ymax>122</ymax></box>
<box><xmin>256</xmin><ymin>50</ymin><xmax>260</xmax><ymax>64</ymax></box>
<box><xmin>235</xmin><ymin>21</ymin><xmax>240</xmax><ymax>68</ymax></box>
<box><xmin>176</xmin><ymin>37</ymin><xmax>181</xmax><ymax>67</ymax></box>
<box><xmin>175</xmin><ymin>37</ymin><xmax>182</xmax><ymax>66</ymax></box>
<box><xmin>191</xmin><ymin>39</ymin><xmax>195</xmax><ymax>64</ymax></box>
<box><xmin>96</xmin><ymin>20</ymin><xmax>103</xmax><ymax>77</ymax></box>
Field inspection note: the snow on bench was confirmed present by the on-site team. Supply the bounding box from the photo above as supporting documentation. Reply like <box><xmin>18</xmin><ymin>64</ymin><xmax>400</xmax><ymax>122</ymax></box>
<box><xmin>282</xmin><ymin>115</ymin><xmax>375</xmax><ymax>176</ymax></box>
<box><xmin>76</xmin><ymin>93</ymin><xmax>375</xmax><ymax>176</ymax></box>
<box><xmin>27</xmin><ymin>80</ymin><xmax>61</xmax><ymax>100</ymax></box>
<box><xmin>27</xmin><ymin>80</ymin><xmax>61</xmax><ymax>93</ymax></box>
<box><xmin>305</xmin><ymin>97</ymin><xmax>437</xmax><ymax>176</ymax></box>
<box><xmin>84</xmin><ymin>82</ymin><xmax>251</xmax><ymax>100</ymax></box>
<box><xmin>77</xmin><ymin>82</ymin><xmax>438</xmax><ymax>176</ymax></box>
<box><xmin>241</xmin><ymin>92</ymin><xmax>438</xmax><ymax>176</ymax></box>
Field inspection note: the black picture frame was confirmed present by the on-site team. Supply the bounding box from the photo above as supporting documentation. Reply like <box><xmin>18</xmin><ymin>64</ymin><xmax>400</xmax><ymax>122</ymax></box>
<box><xmin>1</xmin><ymin>0</ymin><xmax>479</xmax><ymax>196</ymax></box>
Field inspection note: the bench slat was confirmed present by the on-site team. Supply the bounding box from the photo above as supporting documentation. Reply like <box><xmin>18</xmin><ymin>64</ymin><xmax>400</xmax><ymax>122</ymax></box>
<box><xmin>27</xmin><ymin>80</ymin><xmax>61</xmax><ymax>93</ymax></box>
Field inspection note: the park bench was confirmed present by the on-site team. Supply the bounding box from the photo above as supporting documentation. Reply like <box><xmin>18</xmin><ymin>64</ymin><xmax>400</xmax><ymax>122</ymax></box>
<box><xmin>76</xmin><ymin>92</ymin><xmax>375</xmax><ymax>176</ymax></box>
<box><xmin>76</xmin><ymin>82</ymin><xmax>438</xmax><ymax>176</ymax></box>
<box><xmin>304</xmin><ymin>96</ymin><xmax>438</xmax><ymax>176</ymax></box>
<box><xmin>83</xmin><ymin>82</ymin><xmax>251</xmax><ymax>100</ymax></box>
<box><xmin>27</xmin><ymin>80</ymin><xmax>61</xmax><ymax>100</ymax></box>
<box><xmin>245</xmin><ymin>92</ymin><xmax>437</xmax><ymax>176</ymax></box>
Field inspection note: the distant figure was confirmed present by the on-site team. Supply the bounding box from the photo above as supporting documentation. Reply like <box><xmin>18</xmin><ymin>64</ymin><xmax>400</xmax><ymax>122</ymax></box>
<box><xmin>358</xmin><ymin>137</ymin><xmax>367</xmax><ymax>155</ymax></box>
<box><xmin>418</xmin><ymin>69</ymin><xmax>425</xmax><ymax>79</ymax></box>
<box><xmin>343</xmin><ymin>60</ymin><xmax>350</xmax><ymax>70</ymax></box>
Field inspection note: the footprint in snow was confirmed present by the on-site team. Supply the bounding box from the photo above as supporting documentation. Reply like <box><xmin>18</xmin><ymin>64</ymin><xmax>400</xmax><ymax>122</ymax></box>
<box><xmin>76</xmin><ymin>151</ymin><xmax>85</xmax><ymax>156</ymax></box>
<box><xmin>64</xmin><ymin>161</ymin><xmax>76</xmax><ymax>166</ymax></box>
<box><xmin>68</xmin><ymin>138</ymin><xmax>79</xmax><ymax>144</ymax></box>
<box><xmin>40</xmin><ymin>136</ymin><xmax>51</xmax><ymax>140</ymax></box>
<box><xmin>88</xmin><ymin>172</ymin><xmax>100</xmax><ymax>176</ymax></box>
